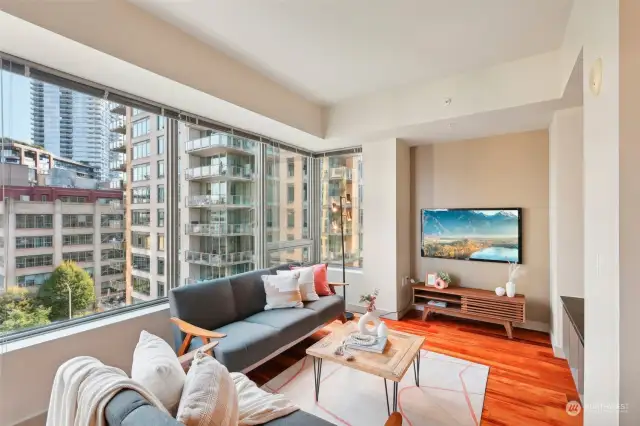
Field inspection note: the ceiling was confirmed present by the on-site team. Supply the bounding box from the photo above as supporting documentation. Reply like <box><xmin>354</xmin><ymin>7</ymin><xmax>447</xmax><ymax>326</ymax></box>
<box><xmin>129</xmin><ymin>0</ymin><xmax>573</xmax><ymax>105</ymax></box>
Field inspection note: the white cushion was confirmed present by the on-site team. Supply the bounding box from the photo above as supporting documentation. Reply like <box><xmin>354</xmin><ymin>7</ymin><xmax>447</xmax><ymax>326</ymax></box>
<box><xmin>176</xmin><ymin>351</ymin><xmax>239</xmax><ymax>426</ymax></box>
<box><xmin>277</xmin><ymin>267</ymin><xmax>319</xmax><ymax>302</ymax></box>
<box><xmin>131</xmin><ymin>330</ymin><xmax>186</xmax><ymax>413</ymax></box>
<box><xmin>262</xmin><ymin>273</ymin><xmax>303</xmax><ymax>310</ymax></box>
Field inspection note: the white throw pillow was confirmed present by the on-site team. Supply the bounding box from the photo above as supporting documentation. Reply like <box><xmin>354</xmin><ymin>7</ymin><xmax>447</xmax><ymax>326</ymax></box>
<box><xmin>262</xmin><ymin>273</ymin><xmax>304</xmax><ymax>310</ymax></box>
<box><xmin>131</xmin><ymin>330</ymin><xmax>186</xmax><ymax>414</ymax></box>
<box><xmin>176</xmin><ymin>351</ymin><xmax>239</xmax><ymax>426</ymax></box>
<box><xmin>277</xmin><ymin>267</ymin><xmax>319</xmax><ymax>302</ymax></box>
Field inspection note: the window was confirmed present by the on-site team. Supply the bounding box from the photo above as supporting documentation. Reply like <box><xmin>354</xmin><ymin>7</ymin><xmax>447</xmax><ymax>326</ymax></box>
<box><xmin>287</xmin><ymin>184</ymin><xmax>295</xmax><ymax>204</ymax></box>
<box><xmin>157</xmin><ymin>281</ymin><xmax>165</xmax><ymax>297</ymax></box>
<box><xmin>16</xmin><ymin>214</ymin><xmax>53</xmax><ymax>229</ymax></box>
<box><xmin>63</xmin><ymin>214</ymin><xmax>93</xmax><ymax>228</ymax></box>
<box><xmin>157</xmin><ymin>185</ymin><xmax>165</xmax><ymax>203</ymax></box>
<box><xmin>158</xmin><ymin>234</ymin><xmax>165</xmax><ymax>251</ymax></box>
<box><xmin>157</xmin><ymin>116</ymin><xmax>165</xmax><ymax>130</ymax></box>
<box><xmin>132</xmin><ymin>187</ymin><xmax>151</xmax><ymax>204</ymax></box>
<box><xmin>16</xmin><ymin>236</ymin><xmax>53</xmax><ymax>249</ymax></box>
<box><xmin>157</xmin><ymin>160</ymin><xmax>165</xmax><ymax>178</ymax></box>
<box><xmin>157</xmin><ymin>209</ymin><xmax>165</xmax><ymax>227</ymax></box>
<box><xmin>320</xmin><ymin>154</ymin><xmax>363</xmax><ymax>267</ymax></box>
<box><xmin>133</xmin><ymin>276</ymin><xmax>151</xmax><ymax>296</ymax></box>
<box><xmin>157</xmin><ymin>258</ymin><xmax>165</xmax><ymax>276</ymax></box>
<box><xmin>16</xmin><ymin>273</ymin><xmax>51</xmax><ymax>288</ymax></box>
<box><xmin>132</xmin><ymin>118</ymin><xmax>150</xmax><ymax>137</ymax></box>
<box><xmin>16</xmin><ymin>254</ymin><xmax>54</xmax><ymax>269</ymax></box>
<box><xmin>131</xmin><ymin>232</ymin><xmax>151</xmax><ymax>249</ymax></box>
<box><xmin>287</xmin><ymin>210</ymin><xmax>295</xmax><ymax>228</ymax></box>
<box><xmin>63</xmin><ymin>251</ymin><xmax>94</xmax><ymax>263</ymax></box>
<box><xmin>60</xmin><ymin>196</ymin><xmax>87</xmax><ymax>203</ymax></box>
<box><xmin>100</xmin><ymin>214</ymin><xmax>123</xmax><ymax>227</ymax></box>
<box><xmin>101</xmin><ymin>265</ymin><xmax>121</xmax><ymax>276</ymax></box>
<box><xmin>133</xmin><ymin>255</ymin><xmax>151</xmax><ymax>272</ymax></box>
<box><xmin>101</xmin><ymin>233</ymin><xmax>124</xmax><ymax>244</ymax></box>
<box><xmin>132</xmin><ymin>140</ymin><xmax>150</xmax><ymax>160</ymax></box>
<box><xmin>287</xmin><ymin>158</ymin><xmax>294</xmax><ymax>177</ymax></box>
<box><xmin>157</xmin><ymin>136</ymin><xmax>165</xmax><ymax>154</ymax></box>
<box><xmin>101</xmin><ymin>249</ymin><xmax>124</xmax><ymax>260</ymax></box>
<box><xmin>63</xmin><ymin>234</ymin><xmax>93</xmax><ymax>246</ymax></box>
<box><xmin>132</xmin><ymin>163</ymin><xmax>151</xmax><ymax>181</ymax></box>
<box><xmin>132</xmin><ymin>210</ymin><xmax>151</xmax><ymax>226</ymax></box>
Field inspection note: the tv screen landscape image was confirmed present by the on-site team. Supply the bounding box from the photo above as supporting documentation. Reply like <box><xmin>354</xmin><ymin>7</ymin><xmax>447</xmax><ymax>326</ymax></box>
<box><xmin>421</xmin><ymin>208</ymin><xmax>522</xmax><ymax>264</ymax></box>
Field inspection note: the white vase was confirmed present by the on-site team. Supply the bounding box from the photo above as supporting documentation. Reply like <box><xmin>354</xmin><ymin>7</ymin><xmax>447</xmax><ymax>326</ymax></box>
<box><xmin>506</xmin><ymin>281</ymin><xmax>516</xmax><ymax>298</ymax></box>
<box><xmin>358</xmin><ymin>311</ymin><xmax>381</xmax><ymax>336</ymax></box>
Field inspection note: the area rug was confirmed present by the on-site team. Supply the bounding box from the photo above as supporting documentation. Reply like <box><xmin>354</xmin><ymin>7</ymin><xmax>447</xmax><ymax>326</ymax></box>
<box><xmin>261</xmin><ymin>350</ymin><xmax>488</xmax><ymax>426</ymax></box>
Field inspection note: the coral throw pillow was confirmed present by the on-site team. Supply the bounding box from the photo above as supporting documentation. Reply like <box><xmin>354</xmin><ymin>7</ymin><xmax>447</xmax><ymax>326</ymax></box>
<box><xmin>293</xmin><ymin>264</ymin><xmax>333</xmax><ymax>296</ymax></box>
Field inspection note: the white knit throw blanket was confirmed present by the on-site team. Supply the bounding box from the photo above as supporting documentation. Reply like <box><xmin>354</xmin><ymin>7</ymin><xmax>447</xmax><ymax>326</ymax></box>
<box><xmin>46</xmin><ymin>356</ymin><xmax>168</xmax><ymax>426</ymax></box>
<box><xmin>231</xmin><ymin>372</ymin><xmax>298</xmax><ymax>425</ymax></box>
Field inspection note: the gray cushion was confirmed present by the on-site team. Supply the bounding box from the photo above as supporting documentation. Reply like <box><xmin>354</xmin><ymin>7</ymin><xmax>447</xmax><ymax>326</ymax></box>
<box><xmin>245</xmin><ymin>308</ymin><xmax>319</xmax><ymax>343</ymax></box>
<box><xmin>229</xmin><ymin>268</ymin><xmax>271</xmax><ymax>319</ymax></box>
<box><xmin>106</xmin><ymin>390</ymin><xmax>182</xmax><ymax>426</ymax></box>
<box><xmin>303</xmin><ymin>295</ymin><xmax>345</xmax><ymax>323</ymax></box>
<box><xmin>188</xmin><ymin>321</ymin><xmax>282</xmax><ymax>372</ymax></box>
<box><xmin>169</xmin><ymin>278</ymin><xmax>237</xmax><ymax>350</ymax></box>
<box><xmin>263</xmin><ymin>410</ymin><xmax>335</xmax><ymax>425</ymax></box>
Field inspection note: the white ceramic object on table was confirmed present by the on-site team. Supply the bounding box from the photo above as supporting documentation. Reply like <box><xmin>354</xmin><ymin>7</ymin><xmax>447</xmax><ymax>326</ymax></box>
<box><xmin>358</xmin><ymin>311</ymin><xmax>381</xmax><ymax>336</ymax></box>
<box><xmin>377</xmin><ymin>322</ymin><xmax>388</xmax><ymax>338</ymax></box>
<box><xmin>506</xmin><ymin>281</ymin><xmax>516</xmax><ymax>298</ymax></box>
<box><xmin>495</xmin><ymin>287</ymin><xmax>506</xmax><ymax>296</ymax></box>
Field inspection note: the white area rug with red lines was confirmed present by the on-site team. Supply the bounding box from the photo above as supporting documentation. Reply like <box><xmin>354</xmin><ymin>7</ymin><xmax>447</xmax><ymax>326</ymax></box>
<box><xmin>261</xmin><ymin>350</ymin><xmax>488</xmax><ymax>426</ymax></box>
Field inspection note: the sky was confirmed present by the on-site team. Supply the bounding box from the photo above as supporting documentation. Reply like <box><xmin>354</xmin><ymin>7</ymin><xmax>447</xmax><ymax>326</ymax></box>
<box><xmin>0</xmin><ymin>71</ymin><xmax>31</xmax><ymax>143</ymax></box>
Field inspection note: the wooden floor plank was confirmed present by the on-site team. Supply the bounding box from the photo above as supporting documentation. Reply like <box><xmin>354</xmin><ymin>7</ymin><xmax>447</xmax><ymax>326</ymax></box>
<box><xmin>247</xmin><ymin>311</ymin><xmax>583</xmax><ymax>425</ymax></box>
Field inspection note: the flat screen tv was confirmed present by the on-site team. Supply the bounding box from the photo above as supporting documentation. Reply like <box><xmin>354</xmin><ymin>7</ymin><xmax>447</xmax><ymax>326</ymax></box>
<box><xmin>420</xmin><ymin>208</ymin><xmax>522</xmax><ymax>264</ymax></box>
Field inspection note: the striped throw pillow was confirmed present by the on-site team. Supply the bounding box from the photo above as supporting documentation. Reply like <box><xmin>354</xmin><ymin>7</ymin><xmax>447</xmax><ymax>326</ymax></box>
<box><xmin>176</xmin><ymin>351</ymin><xmax>239</xmax><ymax>426</ymax></box>
<box><xmin>262</xmin><ymin>273</ymin><xmax>304</xmax><ymax>310</ymax></box>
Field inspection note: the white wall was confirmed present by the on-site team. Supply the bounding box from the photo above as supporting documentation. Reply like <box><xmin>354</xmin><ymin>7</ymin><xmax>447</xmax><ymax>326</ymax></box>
<box><xmin>0</xmin><ymin>306</ymin><xmax>173</xmax><ymax>426</ymax></box>
<box><xmin>548</xmin><ymin>107</ymin><xmax>584</xmax><ymax>352</ymax></box>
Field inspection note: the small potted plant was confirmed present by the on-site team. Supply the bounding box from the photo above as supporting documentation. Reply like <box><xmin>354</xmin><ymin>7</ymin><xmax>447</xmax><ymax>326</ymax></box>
<box><xmin>435</xmin><ymin>272</ymin><xmax>451</xmax><ymax>289</ymax></box>
<box><xmin>358</xmin><ymin>289</ymin><xmax>386</xmax><ymax>336</ymax></box>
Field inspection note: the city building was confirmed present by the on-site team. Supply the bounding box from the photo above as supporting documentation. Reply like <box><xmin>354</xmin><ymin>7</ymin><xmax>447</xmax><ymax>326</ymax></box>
<box><xmin>0</xmin><ymin>186</ymin><xmax>124</xmax><ymax>309</ymax></box>
<box><xmin>31</xmin><ymin>81</ymin><xmax>116</xmax><ymax>180</ymax></box>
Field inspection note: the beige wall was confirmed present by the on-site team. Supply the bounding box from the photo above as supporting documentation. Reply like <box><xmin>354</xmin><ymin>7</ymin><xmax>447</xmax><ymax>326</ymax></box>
<box><xmin>410</xmin><ymin>130</ymin><xmax>550</xmax><ymax>327</ymax></box>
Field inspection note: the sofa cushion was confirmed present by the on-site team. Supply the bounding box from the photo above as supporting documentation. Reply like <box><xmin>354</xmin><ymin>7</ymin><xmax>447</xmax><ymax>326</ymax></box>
<box><xmin>244</xmin><ymin>308</ymin><xmax>319</xmax><ymax>344</ymax></box>
<box><xmin>303</xmin><ymin>295</ymin><xmax>345</xmax><ymax>323</ymax></box>
<box><xmin>106</xmin><ymin>390</ymin><xmax>183</xmax><ymax>426</ymax></box>
<box><xmin>229</xmin><ymin>269</ymin><xmax>271</xmax><ymax>319</ymax></box>
<box><xmin>188</xmin><ymin>321</ymin><xmax>282</xmax><ymax>372</ymax></box>
<box><xmin>169</xmin><ymin>278</ymin><xmax>237</xmax><ymax>333</ymax></box>
<box><xmin>263</xmin><ymin>410</ymin><xmax>335</xmax><ymax>426</ymax></box>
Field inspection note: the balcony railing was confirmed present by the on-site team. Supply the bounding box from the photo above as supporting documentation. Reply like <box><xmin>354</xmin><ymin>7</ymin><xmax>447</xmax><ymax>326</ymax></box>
<box><xmin>323</xmin><ymin>167</ymin><xmax>353</xmax><ymax>181</ymax></box>
<box><xmin>185</xmin><ymin>275</ymin><xmax>224</xmax><ymax>285</ymax></box>
<box><xmin>109</xmin><ymin>161</ymin><xmax>126</xmax><ymax>172</ymax></box>
<box><xmin>107</xmin><ymin>220</ymin><xmax>123</xmax><ymax>229</ymax></box>
<box><xmin>109</xmin><ymin>117</ymin><xmax>126</xmax><ymax>134</ymax></box>
<box><xmin>186</xmin><ymin>194</ymin><xmax>254</xmax><ymax>208</ymax></box>
<box><xmin>108</xmin><ymin>102</ymin><xmax>126</xmax><ymax>116</ymax></box>
<box><xmin>185</xmin><ymin>223</ymin><xmax>254</xmax><ymax>236</ymax></box>
<box><xmin>109</xmin><ymin>138</ymin><xmax>126</xmax><ymax>153</ymax></box>
<box><xmin>185</xmin><ymin>250</ymin><xmax>254</xmax><ymax>266</ymax></box>
<box><xmin>185</xmin><ymin>134</ymin><xmax>255</xmax><ymax>155</ymax></box>
<box><xmin>184</xmin><ymin>165</ymin><xmax>254</xmax><ymax>181</ymax></box>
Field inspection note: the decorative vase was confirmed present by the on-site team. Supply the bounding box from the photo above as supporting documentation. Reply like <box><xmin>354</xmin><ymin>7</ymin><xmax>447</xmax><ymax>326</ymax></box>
<box><xmin>495</xmin><ymin>287</ymin><xmax>506</xmax><ymax>296</ymax></box>
<box><xmin>358</xmin><ymin>311</ymin><xmax>381</xmax><ymax>336</ymax></box>
<box><xmin>506</xmin><ymin>281</ymin><xmax>516</xmax><ymax>298</ymax></box>
<box><xmin>377</xmin><ymin>322</ymin><xmax>388</xmax><ymax>338</ymax></box>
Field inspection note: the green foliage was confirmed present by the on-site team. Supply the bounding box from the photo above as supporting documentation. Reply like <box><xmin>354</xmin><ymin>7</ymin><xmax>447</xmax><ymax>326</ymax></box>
<box><xmin>38</xmin><ymin>261</ymin><xmax>95</xmax><ymax>320</ymax></box>
<box><xmin>0</xmin><ymin>287</ymin><xmax>51</xmax><ymax>333</ymax></box>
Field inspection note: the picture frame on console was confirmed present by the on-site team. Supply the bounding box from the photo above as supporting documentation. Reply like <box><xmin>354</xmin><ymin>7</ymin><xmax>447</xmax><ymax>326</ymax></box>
<box><xmin>420</xmin><ymin>208</ymin><xmax>523</xmax><ymax>264</ymax></box>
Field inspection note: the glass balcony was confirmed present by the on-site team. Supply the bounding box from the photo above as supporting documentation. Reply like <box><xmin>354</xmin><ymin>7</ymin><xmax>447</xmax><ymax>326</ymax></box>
<box><xmin>108</xmin><ymin>102</ymin><xmax>126</xmax><ymax>116</ymax></box>
<box><xmin>185</xmin><ymin>223</ymin><xmax>254</xmax><ymax>236</ymax></box>
<box><xmin>323</xmin><ymin>167</ymin><xmax>353</xmax><ymax>181</ymax></box>
<box><xmin>185</xmin><ymin>133</ymin><xmax>256</xmax><ymax>156</ymax></box>
<box><xmin>184</xmin><ymin>164</ymin><xmax>254</xmax><ymax>181</ymax></box>
<box><xmin>109</xmin><ymin>137</ymin><xmax>126</xmax><ymax>153</ymax></box>
<box><xmin>109</xmin><ymin>161</ymin><xmax>126</xmax><ymax>172</ymax></box>
<box><xmin>184</xmin><ymin>250</ymin><xmax>255</xmax><ymax>267</ymax></box>
<box><xmin>186</xmin><ymin>194</ymin><xmax>254</xmax><ymax>208</ymax></box>
<box><xmin>109</xmin><ymin>117</ymin><xmax>126</xmax><ymax>134</ymax></box>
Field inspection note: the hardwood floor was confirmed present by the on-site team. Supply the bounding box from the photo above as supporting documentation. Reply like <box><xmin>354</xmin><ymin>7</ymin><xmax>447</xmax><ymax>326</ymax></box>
<box><xmin>247</xmin><ymin>311</ymin><xmax>583</xmax><ymax>426</ymax></box>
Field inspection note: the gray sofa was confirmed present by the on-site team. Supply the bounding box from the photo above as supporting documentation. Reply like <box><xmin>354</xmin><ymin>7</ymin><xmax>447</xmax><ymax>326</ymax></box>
<box><xmin>105</xmin><ymin>263</ymin><xmax>343</xmax><ymax>426</ymax></box>
<box><xmin>169</xmin><ymin>264</ymin><xmax>346</xmax><ymax>372</ymax></box>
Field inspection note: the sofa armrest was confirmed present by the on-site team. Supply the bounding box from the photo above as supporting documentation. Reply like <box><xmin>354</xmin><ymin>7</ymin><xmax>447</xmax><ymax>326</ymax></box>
<box><xmin>178</xmin><ymin>341</ymin><xmax>219</xmax><ymax>370</ymax></box>
<box><xmin>170</xmin><ymin>317</ymin><xmax>226</xmax><ymax>356</ymax></box>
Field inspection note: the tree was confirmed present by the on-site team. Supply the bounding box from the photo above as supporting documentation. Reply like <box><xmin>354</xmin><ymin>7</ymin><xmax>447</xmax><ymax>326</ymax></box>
<box><xmin>0</xmin><ymin>287</ymin><xmax>51</xmax><ymax>333</ymax></box>
<box><xmin>38</xmin><ymin>261</ymin><xmax>95</xmax><ymax>320</ymax></box>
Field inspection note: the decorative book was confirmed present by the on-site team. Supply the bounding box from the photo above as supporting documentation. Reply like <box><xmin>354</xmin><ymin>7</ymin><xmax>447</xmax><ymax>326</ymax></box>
<box><xmin>427</xmin><ymin>300</ymin><xmax>447</xmax><ymax>308</ymax></box>
<box><xmin>345</xmin><ymin>336</ymin><xmax>388</xmax><ymax>354</ymax></box>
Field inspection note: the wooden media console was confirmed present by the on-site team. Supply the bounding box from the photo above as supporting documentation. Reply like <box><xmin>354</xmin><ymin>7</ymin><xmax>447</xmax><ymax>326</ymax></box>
<box><xmin>412</xmin><ymin>284</ymin><xmax>526</xmax><ymax>339</ymax></box>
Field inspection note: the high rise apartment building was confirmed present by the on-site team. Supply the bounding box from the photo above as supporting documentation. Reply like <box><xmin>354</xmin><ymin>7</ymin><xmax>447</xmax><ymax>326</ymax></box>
<box><xmin>31</xmin><ymin>81</ymin><xmax>116</xmax><ymax>180</ymax></box>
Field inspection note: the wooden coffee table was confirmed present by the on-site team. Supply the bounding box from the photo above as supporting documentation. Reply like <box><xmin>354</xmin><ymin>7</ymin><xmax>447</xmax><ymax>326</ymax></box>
<box><xmin>306</xmin><ymin>322</ymin><xmax>425</xmax><ymax>415</ymax></box>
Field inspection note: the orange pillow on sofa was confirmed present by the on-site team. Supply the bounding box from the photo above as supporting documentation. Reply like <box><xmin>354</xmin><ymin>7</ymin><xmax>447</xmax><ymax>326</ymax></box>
<box><xmin>292</xmin><ymin>263</ymin><xmax>333</xmax><ymax>296</ymax></box>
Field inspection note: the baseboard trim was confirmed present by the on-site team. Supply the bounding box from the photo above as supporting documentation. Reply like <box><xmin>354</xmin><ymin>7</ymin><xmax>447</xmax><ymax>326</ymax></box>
<box><xmin>549</xmin><ymin>330</ymin><xmax>566</xmax><ymax>359</ymax></box>
<box><xmin>14</xmin><ymin>411</ymin><xmax>46</xmax><ymax>426</ymax></box>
